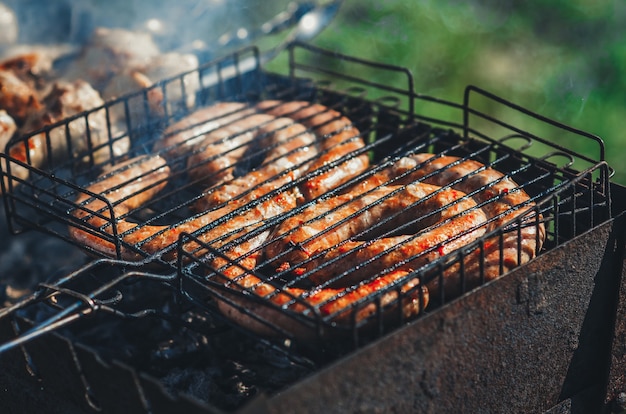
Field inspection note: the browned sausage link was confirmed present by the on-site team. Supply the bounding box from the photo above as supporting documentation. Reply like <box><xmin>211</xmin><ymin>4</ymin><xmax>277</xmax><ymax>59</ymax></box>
<box><xmin>201</xmin><ymin>187</ymin><xmax>304</xmax><ymax>288</ymax></box>
<box><xmin>185</xmin><ymin>113</ymin><xmax>278</xmax><ymax>187</ymax></box>
<box><xmin>193</xmin><ymin>116</ymin><xmax>321</xmax><ymax>280</ymax></box>
<box><xmin>216</xmin><ymin>269</ymin><xmax>429</xmax><ymax>338</ymax></box>
<box><xmin>266</xmin><ymin>183</ymin><xmax>487</xmax><ymax>287</ymax></box>
<box><xmin>191</xmin><ymin>116</ymin><xmax>318</xmax><ymax>211</ymax></box>
<box><xmin>69</xmin><ymin>155</ymin><xmax>171</xmax><ymax>259</ymax></box>
<box><xmin>150</xmin><ymin>189</ymin><xmax>298</xmax><ymax>263</ymax></box>
<box><xmin>396</xmin><ymin>154</ymin><xmax>545</xmax><ymax>251</ymax></box>
<box><xmin>257</xmin><ymin>100</ymin><xmax>370</xmax><ymax>200</ymax></box>
<box><xmin>90</xmin><ymin>108</ymin><xmax>316</xmax><ymax>261</ymax></box>
<box><xmin>69</xmin><ymin>153</ymin><xmax>298</xmax><ymax>262</ymax></box>
<box><xmin>153</xmin><ymin>102</ymin><xmax>254</xmax><ymax>160</ymax></box>
<box><xmin>301</xmin><ymin>129</ymin><xmax>369</xmax><ymax>200</ymax></box>
<box><xmin>391</xmin><ymin>153</ymin><xmax>546</xmax><ymax>295</ymax></box>
<box><xmin>270</xmin><ymin>270</ymin><xmax>427</xmax><ymax>322</ymax></box>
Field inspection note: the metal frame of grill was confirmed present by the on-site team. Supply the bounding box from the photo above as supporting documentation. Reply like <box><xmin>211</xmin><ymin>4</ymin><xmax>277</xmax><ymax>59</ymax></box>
<box><xmin>0</xmin><ymin>44</ymin><xmax>611</xmax><ymax>255</ymax></box>
<box><xmin>0</xmin><ymin>42</ymin><xmax>623</xmax><ymax>413</ymax></box>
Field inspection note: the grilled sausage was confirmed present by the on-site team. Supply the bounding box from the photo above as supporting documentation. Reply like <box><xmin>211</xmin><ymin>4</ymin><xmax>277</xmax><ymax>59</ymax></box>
<box><xmin>267</xmin><ymin>154</ymin><xmax>545</xmax><ymax>297</ymax></box>
<box><xmin>64</xmin><ymin>102</ymin><xmax>431</xmax><ymax>341</ymax></box>
<box><xmin>68</xmin><ymin>154</ymin><xmax>171</xmax><ymax>259</ymax></box>
<box><xmin>390</xmin><ymin>153</ymin><xmax>546</xmax><ymax>296</ymax></box>
<box><xmin>69</xmin><ymin>153</ymin><xmax>299</xmax><ymax>263</ymax></box>
<box><xmin>257</xmin><ymin>100</ymin><xmax>370</xmax><ymax>200</ymax></box>
<box><xmin>265</xmin><ymin>183</ymin><xmax>488</xmax><ymax>288</ymax></box>
<box><xmin>153</xmin><ymin>102</ymin><xmax>255</xmax><ymax>161</ymax></box>
<box><xmin>215</xmin><ymin>268</ymin><xmax>429</xmax><ymax>339</ymax></box>
<box><xmin>192</xmin><ymin>116</ymin><xmax>318</xmax><ymax>210</ymax></box>
<box><xmin>156</xmin><ymin>100</ymin><xmax>365</xmax><ymax>210</ymax></box>
<box><xmin>69</xmin><ymin>101</ymin><xmax>319</xmax><ymax>260</ymax></box>
<box><xmin>184</xmin><ymin>112</ymin><xmax>278</xmax><ymax>187</ymax></box>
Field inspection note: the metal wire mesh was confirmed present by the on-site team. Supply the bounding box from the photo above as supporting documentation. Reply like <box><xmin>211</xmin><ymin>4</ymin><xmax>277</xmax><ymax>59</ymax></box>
<box><xmin>0</xmin><ymin>43</ymin><xmax>613</xmax><ymax>354</ymax></box>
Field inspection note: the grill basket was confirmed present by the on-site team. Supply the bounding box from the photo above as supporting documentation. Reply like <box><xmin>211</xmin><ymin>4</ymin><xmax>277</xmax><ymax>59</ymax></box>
<box><xmin>0</xmin><ymin>42</ymin><xmax>623</xmax><ymax>413</ymax></box>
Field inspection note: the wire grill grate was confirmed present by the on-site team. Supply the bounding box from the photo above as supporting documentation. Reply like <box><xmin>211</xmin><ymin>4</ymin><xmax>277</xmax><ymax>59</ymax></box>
<box><xmin>0</xmin><ymin>42</ymin><xmax>613</xmax><ymax>355</ymax></box>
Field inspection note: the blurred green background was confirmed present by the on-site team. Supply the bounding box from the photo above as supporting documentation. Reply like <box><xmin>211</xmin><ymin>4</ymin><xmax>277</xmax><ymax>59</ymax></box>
<box><xmin>266</xmin><ymin>0</ymin><xmax>625</xmax><ymax>184</ymax></box>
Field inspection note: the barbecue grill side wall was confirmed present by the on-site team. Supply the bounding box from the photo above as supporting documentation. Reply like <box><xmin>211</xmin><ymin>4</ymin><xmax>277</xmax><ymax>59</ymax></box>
<box><xmin>604</xmin><ymin>183</ymin><xmax>626</xmax><ymax>412</ymax></box>
<box><xmin>264</xmin><ymin>210</ymin><xmax>624</xmax><ymax>413</ymax></box>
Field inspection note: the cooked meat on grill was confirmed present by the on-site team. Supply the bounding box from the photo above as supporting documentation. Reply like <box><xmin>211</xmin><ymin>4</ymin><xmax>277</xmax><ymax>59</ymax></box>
<box><xmin>61</xmin><ymin>27</ymin><xmax>161</xmax><ymax>90</ymax></box>
<box><xmin>10</xmin><ymin>79</ymin><xmax>129</xmax><ymax>172</ymax></box>
<box><xmin>69</xmin><ymin>131</ymin><xmax>301</xmax><ymax>262</ymax></box>
<box><xmin>0</xmin><ymin>25</ymin><xmax>203</xmax><ymax>198</ymax></box>
<box><xmin>0</xmin><ymin>109</ymin><xmax>16</xmax><ymax>148</ymax></box>
<box><xmin>257</xmin><ymin>100</ymin><xmax>370</xmax><ymax>200</ymax></box>
<box><xmin>0</xmin><ymin>109</ymin><xmax>17</xmax><ymax>190</ymax></box>
<box><xmin>216</xmin><ymin>268</ymin><xmax>429</xmax><ymax>339</ymax></box>
<box><xmin>64</xmin><ymin>95</ymin><xmax>547</xmax><ymax>339</ymax></box>
<box><xmin>0</xmin><ymin>65</ymin><xmax>41</xmax><ymax>124</ymax></box>
<box><xmin>0</xmin><ymin>46</ymin><xmax>152</xmax><ymax>188</ymax></box>
<box><xmin>102</xmin><ymin>52</ymin><xmax>201</xmax><ymax>123</ymax></box>
<box><xmin>0</xmin><ymin>54</ymin><xmax>47</xmax><ymax>188</ymax></box>
<box><xmin>185</xmin><ymin>112</ymin><xmax>278</xmax><ymax>187</ymax></box>
<box><xmin>0</xmin><ymin>53</ymin><xmax>50</xmax><ymax>192</ymax></box>
<box><xmin>60</xmin><ymin>26</ymin><xmax>200</xmax><ymax>116</ymax></box>
<box><xmin>140</xmin><ymin>51</ymin><xmax>200</xmax><ymax>111</ymax></box>
<box><xmin>154</xmin><ymin>102</ymin><xmax>255</xmax><ymax>160</ymax></box>
<box><xmin>192</xmin><ymin>115</ymin><xmax>317</xmax><ymax>210</ymax></box>
<box><xmin>338</xmin><ymin>153</ymin><xmax>546</xmax><ymax>297</ymax></box>
<box><xmin>0</xmin><ymin>51</ymin><xmax>57</xmax><ymax>82</ymax></box>
<box><xmin>398</xmin><ymin>153</ymin><xmax>546</xmax><ymax>295</ymax></box>
<box><xmin>0</xmin><ymin>50</ymin><xmax>142</xmax><ymax>192</ymax></box>
<box><xmin>101</xmin><ymin>69</ymin><xmax>166</xmax><ymax>128</ymax></box>
<box><xmin>0</xmin><ymin>26</ymin><xmax>198</xmax><ymax>152</ymax></box>
<box><xmin>154</xmin><ymin>100</ymin><xmax>369</xmax><ymax>213</ymax></box>
<box><xmin>69</xmin><ymin>154</ymin><xmax>171</xmax><ymax>259</ymax></box>
<box><xmin>265</xmin><ymin>183</ymin><xmax>488</xmax><ymax>287</ymax></box>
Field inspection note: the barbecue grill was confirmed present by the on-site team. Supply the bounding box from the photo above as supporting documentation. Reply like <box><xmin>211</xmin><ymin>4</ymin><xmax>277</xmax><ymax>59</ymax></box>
<box><xmin>1</xmin><ymin>29</ymin><xmax>625</xmax><ymax>414</ymax></box>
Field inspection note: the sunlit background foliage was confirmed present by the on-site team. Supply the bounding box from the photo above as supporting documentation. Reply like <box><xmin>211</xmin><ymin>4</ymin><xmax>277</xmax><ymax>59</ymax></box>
<box><xmin>268</xmin><ymin>0</ymin><xmax>625</xmax><ymax>183</ymax></box>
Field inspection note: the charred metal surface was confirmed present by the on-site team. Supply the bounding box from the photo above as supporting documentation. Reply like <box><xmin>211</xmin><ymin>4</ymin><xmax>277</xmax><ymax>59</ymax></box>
<box><xmin>0</xmin><ymin>317</ymin><xmax>89</xmax><ymax>414</ymax></box>
<box><xmin>264</xmin><ymin>215</ymin><xmax>623</xmax><ymax>414</ymax></box>
<box><xmin>0</xmin><ymin>315</ymin><xmax>220</xmax><ymax>414</ymax></box>
<box><xmin>604</xmin><ymin>183</ymin><xmax>626</xmax><ymax>412</ymax></box>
